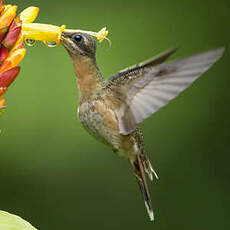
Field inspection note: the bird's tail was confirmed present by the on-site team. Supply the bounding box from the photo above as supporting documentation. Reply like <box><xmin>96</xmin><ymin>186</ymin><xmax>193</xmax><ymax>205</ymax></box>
<box><xmin>129</xmin><ymin>154</ymin><xmax>157</xmax><ymax>221</ymax></box>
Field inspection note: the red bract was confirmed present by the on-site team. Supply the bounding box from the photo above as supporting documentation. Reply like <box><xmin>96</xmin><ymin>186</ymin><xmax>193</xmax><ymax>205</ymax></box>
<box><xmin>2</xmin><ymin>20</ymin><xmax>22</xmax><ymax>49</ymax></box>
<box><xmin>0</xmin><ymin>45</ymin><xmax>8</xmax><ymax>64</ymax></box>
<box><xmin>0</xmin><ymin>66</ymin><xmax>20</xmax><ymax>88</ymax></box>
<box><xmin>0</xmin><ymin>1</ymin><xmax>26</xmax><ymax>117</ymax></box>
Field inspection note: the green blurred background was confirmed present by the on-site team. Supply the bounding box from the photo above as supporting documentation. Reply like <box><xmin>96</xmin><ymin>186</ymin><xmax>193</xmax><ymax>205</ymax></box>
<box><xmin>1</xmin><ymin>0</ymin><xmax>230</xmax><ymax>229</ymax></box>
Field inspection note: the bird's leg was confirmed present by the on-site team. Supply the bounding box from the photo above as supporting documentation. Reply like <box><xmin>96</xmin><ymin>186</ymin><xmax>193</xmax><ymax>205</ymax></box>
<box><xmin>140</xmin><ymin>155</ymin><xmax>159</xmax><ymax>181</ymax></box>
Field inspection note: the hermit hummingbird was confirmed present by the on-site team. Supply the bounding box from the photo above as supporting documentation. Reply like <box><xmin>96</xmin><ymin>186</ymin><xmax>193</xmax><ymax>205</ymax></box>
<box><xmin>61</xmin><ymin>31</ymin><xmax>224</xmax><ymax>221</ymax></box>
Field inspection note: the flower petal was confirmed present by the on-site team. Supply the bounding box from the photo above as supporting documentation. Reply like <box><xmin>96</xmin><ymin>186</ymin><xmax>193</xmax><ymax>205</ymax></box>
<box><xmin>11</xmin><ymin>33</ymin><xmax>25</xmax><ymax>51</ymax></box>
<box><xmin>19</xmin><ymin>7</ymin><xmax>39</xmax><ymax>23</ymax></box>
<box><xmin>0</xmin><ymin>48</ymin><xmax>26</xmax><ymax>74</ymax></box>
<box><xmin>0</xmin><ymin>5</ymin><xmax>17</xmax><ymax>29</ymax></box>
<box><xmin>2</xmin><ymin>5</ymin><xmax>13</xmax><ymax>14</ymax></box>
<box><xmin>0</xmin><ymin>45</ymin><xmax>8</xmax><ymax>64</ymax></box>
<box><xmin>0</xmin><ymin>27</ymin><xmax>8</xmax><ymax>42</ymax></box>
<box><xmin>22</xmin><ymin>23</ymin><xmax>66</xmax><ymax>45</ymax></box>
<box><xmin>0</xmin><ymin>67</ymin><xmax>20</xmax><ymax>91</ymax></box>
<box><xmin>2</xmin><ymin>21</ymin><xmax>22</xmax><ymax>49</ymax></box>
<box><xmin>0</xmin><ymin>96</ymin><xmax>5</xmax><ymax>116</ymax></box>
<box><xmin>0</xmin><ymin>87</ymin><xmax>7</xmax><ymax>96</ymax></box>
<box><xmin>0</xmin><ymin>1</ymin><xmax>3</xmax><ymax>14</ymax></box>
<box><xmin>0</xmin><ymin>96</ymin><xmax>5</xmax><ymax>107</ymax></box>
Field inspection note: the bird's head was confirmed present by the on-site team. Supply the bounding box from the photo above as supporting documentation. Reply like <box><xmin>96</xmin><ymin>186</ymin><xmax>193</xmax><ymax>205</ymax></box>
<box><xmin>61</xmin><ymin>31</ymin><xmax>96</xmax><ymax>59</ymax></box>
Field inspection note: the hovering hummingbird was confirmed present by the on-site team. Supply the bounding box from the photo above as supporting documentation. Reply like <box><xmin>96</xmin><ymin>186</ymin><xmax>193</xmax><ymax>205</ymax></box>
<box><xmin>61</xmin><ymin>31</ymin><xmax>224</xmax><ymax>221</ymax></box>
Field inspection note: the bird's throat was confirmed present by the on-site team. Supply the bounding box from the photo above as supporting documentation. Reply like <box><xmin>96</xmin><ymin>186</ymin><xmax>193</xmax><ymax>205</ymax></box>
<box><xmin>71</xmin><ymin>56</ymin><xmax>103</xmax><ymax>101</ymax></box>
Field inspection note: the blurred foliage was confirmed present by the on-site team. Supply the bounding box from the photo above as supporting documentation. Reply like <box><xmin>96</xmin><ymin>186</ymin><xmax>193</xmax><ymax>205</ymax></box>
<box><xmin>1</xmin><ymin>0</ymin><xmax>230</xmax><ymax>230</ymax></box>
<box><xmin>0</xmin><ymin>211</ymin><xmax>36</xmax><ymax>230</ymax></box>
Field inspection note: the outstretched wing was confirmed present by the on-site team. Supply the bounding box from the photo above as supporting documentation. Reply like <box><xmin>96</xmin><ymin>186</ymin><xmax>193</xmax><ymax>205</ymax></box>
<box><xmin>106</xmin><ymin>48</ymin><xmax>224</xmax><ymax>135</ymax></box>
<box><xmin>107</xmin><ymin>47</ymin><xmax>178</xmax><ymax>85</ymax></box>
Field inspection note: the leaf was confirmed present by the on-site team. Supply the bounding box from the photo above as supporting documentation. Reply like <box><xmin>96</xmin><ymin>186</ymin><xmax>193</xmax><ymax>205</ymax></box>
<box><xmin>0</xmin><ymin>210</ymin><xmax>37</xmax><ymax>230</ymax></box>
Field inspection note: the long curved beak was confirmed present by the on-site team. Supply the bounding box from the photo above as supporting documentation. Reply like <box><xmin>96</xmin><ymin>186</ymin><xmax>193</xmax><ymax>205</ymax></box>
<box><xmin>63</xmin><ymin>27</ymin><xmax>109</xmax><ymax>43</ymax></box>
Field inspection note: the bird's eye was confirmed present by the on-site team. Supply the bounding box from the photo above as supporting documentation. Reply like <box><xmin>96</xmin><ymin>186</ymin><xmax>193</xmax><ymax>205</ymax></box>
<box><xmin>73</xmin><ymin>34</ymin><xmax>83</xmax><ymax>43</ymax></box>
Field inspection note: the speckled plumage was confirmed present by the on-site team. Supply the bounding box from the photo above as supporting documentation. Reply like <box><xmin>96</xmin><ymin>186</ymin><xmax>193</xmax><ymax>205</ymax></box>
<box><xmin>78</xmin><ymin>93</ymin><xmax>145</xmax><ymax>157</ymax></box>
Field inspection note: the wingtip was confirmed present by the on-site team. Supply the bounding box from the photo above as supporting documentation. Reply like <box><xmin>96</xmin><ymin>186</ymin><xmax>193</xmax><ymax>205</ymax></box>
<box><xmin>216</xmin><ymin>46</ymin><xmax>225</xmax><ymax>57</ymax></box>
<box><xmin>208</xmin><ymin>46</ymin><xmax>225</xmax><ymax>60</ymax></box>
<box><xmin>207</xmin><ymin>46</ymin><xmax>225</xmax><ymax>66</ymax></box>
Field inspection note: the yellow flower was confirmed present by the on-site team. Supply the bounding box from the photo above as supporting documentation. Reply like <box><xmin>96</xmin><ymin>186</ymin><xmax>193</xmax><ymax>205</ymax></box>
<box><xmin>19</xmin><ymin>6</ymin><xmax>40</xmax><ymax>24</ymax></box>
<box><xmin>64</xmin><ymin>27</ymin><xmax>110</xmax><ymax>44</ymax></box>
<box><xmin>0</xmin><ymin>5</ymin><xmax>17</xmax><ymax>28</ymax></box>
<box><xmin>22</xmin><ymin>23</ymin><xmax>66</xmax><ymax>46</ymax></box>
<box><xmin>0</xmin><ymin>1</ymin><xmax>38</xmax><ymax>132</ymax></box>
<box><xmin>19</xmin><ymin>6</ymin><xmax>109</xmax><ymax>45</ymax></box>
<box><xmin>0</xmin><ymin>0</ymin><xmax>110</xmax><ymax>134</ymax></box>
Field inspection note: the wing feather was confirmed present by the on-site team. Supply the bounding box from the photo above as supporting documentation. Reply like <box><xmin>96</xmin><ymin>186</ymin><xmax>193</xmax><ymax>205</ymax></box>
<box><xmin>116</xmin><ymin>48</ymin><xmax>224</xmax><ymax>135</ymax></box>
<box><xmin>106</xmin><ymin>47</ymin><xmax>178</xmax><ymax>84</ymax></box>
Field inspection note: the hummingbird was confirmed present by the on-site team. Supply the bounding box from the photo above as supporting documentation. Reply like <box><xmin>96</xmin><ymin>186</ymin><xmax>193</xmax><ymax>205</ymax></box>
<box><xmin>61</xmin><ymin>31</ymin><xmax>224</xmax><ymax>221</ymax></box>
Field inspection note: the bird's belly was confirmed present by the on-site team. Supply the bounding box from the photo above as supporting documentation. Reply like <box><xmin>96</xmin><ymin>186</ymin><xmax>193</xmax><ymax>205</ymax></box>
<box><xmin>78</xmin><ymin>100</ymin><xmax>121</xmax><ymax>150</ymax></box>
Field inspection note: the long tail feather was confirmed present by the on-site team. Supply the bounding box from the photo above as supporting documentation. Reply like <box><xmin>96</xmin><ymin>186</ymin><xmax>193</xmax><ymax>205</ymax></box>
<box><xmin>129</xmin><ymin>155</ymin><xmax>154</xmax><ymax>221</ymax></box>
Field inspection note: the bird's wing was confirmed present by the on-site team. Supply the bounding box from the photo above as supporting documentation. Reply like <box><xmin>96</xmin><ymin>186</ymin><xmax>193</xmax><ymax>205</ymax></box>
<box><xmin>106</xmin><ymin>48</ymin><xmax>224</xmax><ymax>135</ymax></box>
<box><xmin>107</xmin><ymin>47</ymin><xmax>178</xmax><ymax>84</ymax></box>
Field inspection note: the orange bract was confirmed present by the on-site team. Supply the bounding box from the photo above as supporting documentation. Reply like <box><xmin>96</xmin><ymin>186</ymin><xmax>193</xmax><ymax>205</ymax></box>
<box><xmin>0</xmin><ymin>48</ymin><xmax>26</xmax><ymax>74</ymax></box>
<box><xmin>0</xmin><ymin>5</ymin><xmax>17</xmax><ymax>28</ymax></box>
<box><xmin>0</xmin><ymin>5</ymin><xmax>25</xmax><ymax>98</ymax></box>
<box><xmin>0</xmin><ymin>2</ymin><xmax>34</xmax><ymax>120</ymax></box>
